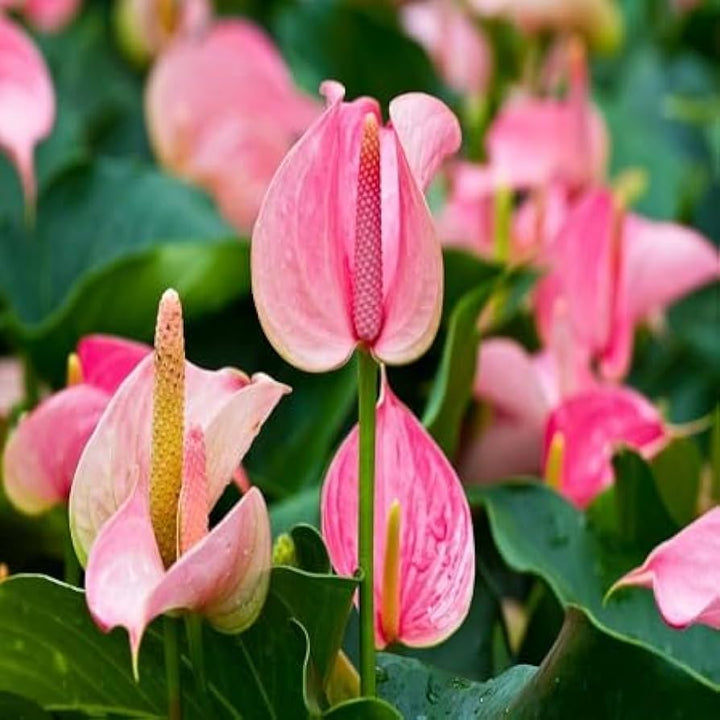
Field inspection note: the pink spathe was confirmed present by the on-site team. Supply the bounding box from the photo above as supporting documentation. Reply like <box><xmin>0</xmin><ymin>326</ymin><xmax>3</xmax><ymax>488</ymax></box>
<box><xmin>612</xmin><ymin>508</ymin><xmax>720</xmax><ymax>629</ymax></box>
<box><xmin>2</xmin><ymin>336</ymin><xmax>150</xmax><ymax>515</ymax></box>
<box><xmin>535</xmin><ymin>189</ymin><xmax>719</xmax><ymax>380</ymax></box>
<box><xmin>321</xmin><ymin>373</ymin><xmax>474</xmax><ymax>649</ymax></box>
<box><xmin>252</xmin><ymin>80</ymin><xmax>461</xmax><ymax>372</ymax></box>
<box><xmin>22</xmin><ymin>0</ymin><xmax>81</xmax><ymax>32</ymax></box>
<box><xmin>542</xmin><ymin>386</ymin><xmax>667</xmax><ymax>508</ymax></box>
<box><xmin>146</xmin><ymin>19</ymin><xmax>319</xmax><ymax>233</ymax></box>
<box><xmin>0</xmin><ymin>15</ymin><xmax>54</xmax><ymax>208</ymax></box>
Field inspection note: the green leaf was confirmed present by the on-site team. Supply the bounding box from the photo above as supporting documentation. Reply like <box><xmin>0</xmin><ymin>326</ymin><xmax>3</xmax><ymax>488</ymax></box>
<box><xmin>471</xmin><ymin>482</ymin><xmax>720</xmax><ymax>689</ymax></box>
<box><xmin>612</xmin><ymin>449</ymin><xmax>678</xmax><ymax>553</ymax></box>
<box><xmin>273</xmin><ymin>0</ymin><xmax>445</xmax><ymax>107</ymax></box>
<box><xmin>651</xmin><ymin>437</ymin><xmax>704</xmax><ymax>527</ymax></box>
<box><xmin>270</xmin><ymin>486</ymin><xmax>321</xmax><ymax>537</ymax></box>
<box><xmin>204</xmin><ymin>564</ymin><xmax>359</xmax><ymax>717</ymax></box>
<box><xmin>324</xmin><ymin>697</ymin><xmax>401</xmax><ymax>719</ymax></box>
<box><xmin>0</xmin><ymin>575</ymin><xmax>203</xmax><ymax>717</ymax></box>
<box><xmin>509</xmin><ymin>607</ymin><xmax>720</xmax><ymax>718</ymax></box>
<box><xmin>0</xmin><ymin>693</ymin><xmax>52</xmax><ymax>720</ymax></box>
<box><xmin>376</xmin><ymin>653</ymin><xmax>536</xmax><ymax>718</ymax></box>
<box><xmin>290</xmin><ymin>524</ymin><xmax>331</xmax><ymax>574</ymax></box>
<box><xmin>0</xmin><ymin>159</ymin><xmax>245</xmax><ymax>383</ymax></box>
<box><xmin>423</xmin><ymin>266</ymin><xmax>536</xmax><ymax>457</ymax></box>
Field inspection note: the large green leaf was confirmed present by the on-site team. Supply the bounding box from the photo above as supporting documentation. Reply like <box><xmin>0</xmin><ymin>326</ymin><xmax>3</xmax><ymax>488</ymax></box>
<box><xmin>0</xmin><ymin>693</ymin><xmax>52</xmax><ymax>720</ymax></box>
<box><xmin>376</xmin><ymin>653</ymin><xmax>536</xmax><ymax>718</ymax></box>
<box><xmin>0</xmin><ymin>575</ymin><xmax>197</xmax><ymax>717</ymax></box>
<box><xmin>510</xmin><ymin>607</ymin><xmax>720</xmax><ymax>718</ymax></box>
<box><xmin>470</xmin><ymin>482</ymin><xmax>720</xmax><ymax>689</ymax></box>
<box><xmin>0</xmin><ymin>159</ymin><xmax>246</xmax><ymax>383</ymax></box>
<box><xmin>273</xmin><ymin>0</ymin><xmax>445</xmax><ymax>106</ymax></box>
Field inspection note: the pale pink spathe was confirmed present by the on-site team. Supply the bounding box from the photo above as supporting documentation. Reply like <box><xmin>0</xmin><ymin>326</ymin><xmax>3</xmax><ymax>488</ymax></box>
<box><xmin>0</xmin><ymin>15</ymin><xmax>55</xmax><ymax>208</ymax></box>
<box><xmin>252</xmin><ymin>81</ymin><xmax>460</xmax><ymax>372</ymax></box>
<box><xmin>2</xmin><ymin>336</ymin><xmax>149</xmax><ymax>515</ymax></box>
<box><xmin>542</xmin><ymin>386</ymin><xmax>667</xmax><ymax>508</ymax></box>
<box><xmin>22</xmin><ymin>0</ymin><xmax>82</xmax><ymax>32</ymax></box>
<box><xmin>321</xmin><ymin>373</ymin><xmax>474</xmax><ymax>648</ymax></box>
<box><xmin>146</xmin><ymin>18</ymin><xmax>319</xmax><ymax>233</ymax></box>
<box><xmin>69</xmin><ymin>355</ymin><xmax>288</xmax><ymax>565</ymax></box>
<box><xmin>612</xmin><ymin>508</ymin><xmax>720</xmax><ymax>629</ymax></box>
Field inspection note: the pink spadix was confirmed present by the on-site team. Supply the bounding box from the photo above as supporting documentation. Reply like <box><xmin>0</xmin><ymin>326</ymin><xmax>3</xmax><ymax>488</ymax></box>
<box><xmin>321</xmin><ymin>372</ymin><xmax>474</xmax><ymax>648</ymax></box>
<box><xmin>69</xmin><ymin>290</ymin><xmax>289</xmax><ymax>666</ymax></box>
<box><xmin>252</xmin><ymin>80</ymin><xmax>461</xmax><ymax>372</ymax></box>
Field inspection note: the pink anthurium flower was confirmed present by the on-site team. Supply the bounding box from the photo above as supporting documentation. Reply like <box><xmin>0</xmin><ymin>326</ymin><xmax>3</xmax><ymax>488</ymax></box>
<box><xmin>459</xmin><ymin>318</ymin><xmax>595</xmax><ymax>483</ymax></box>
<box><xmin>146</xmin><ymin>19</ymin><xmax>320</xmax><ymax>234</ymax></box>
<box><xmin>2</xmin><ymin>336</ymin><xmax>150</xmax><ymax>515</ymax></box>
<box><xmin>401</xmin><ymin>0</ymin><xmax>493</xmax><ymax>97</ymax></box>
<box><xmin>535</xmin><ymin>188</ymin><xmax>719</xmax><ymax>380</ymax></box>
<box><xmin>610</xmin><ymin>508</ymin><xmax>720</xmax><ymax>629</ymax></box>
<box><xmin>322</xmin><ymin>372</ymin><xmax>474</xmax><ymax>649</ymax></box>
<box><xmin>69</xmin><ymin>290</ymin><xmax>289</xmax><ymax>664</ymax></box>
<box><xmin>542</xmin><ymin>386</ymin><xmax>668</xmax><ymax>508</ymax></box>
<box><xmin>252</xmin><ymin>80</ymin><xmax>461</xmax><ymax>372</ymax></box>
<box><xmin>482</xmin><ymin>40</ymin><xmax>608</xmax><ymax>191</ymax></box>
<box><xmin>0</xmin><ymin>15</ymin><xmax>54</xmax><ymax>209</ymax></box>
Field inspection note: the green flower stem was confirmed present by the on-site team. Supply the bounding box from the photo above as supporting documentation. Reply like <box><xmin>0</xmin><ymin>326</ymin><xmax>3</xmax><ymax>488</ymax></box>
<box><xmin>164</xmin><ymin>617</ymin><xmax>182</xmax><ymax>720</ymax></box>
<box><xmin>185</xmin><ymin>614</ymin><xmax>207</xmax><ymax>695</ymax></box>
<box><xmin>357</xmin><ymin>347</ymin><xmax>378</xmax><ymax>696</ymax></box>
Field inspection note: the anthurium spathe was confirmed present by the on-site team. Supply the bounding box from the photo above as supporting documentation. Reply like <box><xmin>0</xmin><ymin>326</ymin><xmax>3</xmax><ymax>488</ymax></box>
<box><xmin>69</xmin><ymin>290</ymin><xmax>289</xmax><ymax>662</ymax></box>
<box><xmin>0</xmin><ymin>14</ymin><xmax>54</xmax><ymax>209</ymax></box>
<box><xmin>252</xmin><ymin>81</ymin><xmax>461</xmax><ymax>372</ymax></box>
<box><xmin>146</xmin><ymin>18</ymin><xmax>320</xmax><ymax>233</ymax></box>
<box><xmin>610</xmin><ymin>508</ymin><xmax>720</xmax><ymax>629</ymax></box>
<box><xmin>2</xmin><ymin>335</ymin><xmax>150</xmax><ymax>515</ymax></box>
<box><xmin>321</xmin><ymin>372</ymin><xmax>474</xmax><ymax>649</ymax></box>
<box><xmin>542</xmin><ymin>386</ymin><xmax>668</xmax><ymax>508</ymax></box>
<box><xmin>535</xmin><ymin>188</ymin><xmax>719</xmax><ymax>380</ymax></box>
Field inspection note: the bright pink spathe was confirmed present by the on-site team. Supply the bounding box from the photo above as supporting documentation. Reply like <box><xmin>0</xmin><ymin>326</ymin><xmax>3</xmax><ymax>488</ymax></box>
<box><xmin>542</xmin><ymin>386</ymin><xmax>668</xmax><ymax>508</ymax></box>
<box><xmin>612</xmin><ymin>508</ymin><xmax>720</xmax><ymax>629</ymax></box>
<box><xmin>252</xmin><ymin>80</ymin><xmax>461</xmax><ymax>372</ymax></box>
<box><xmin>146</xmin><ymin>18</ymin><xmax>319</xmax><ymax>234</ymax></box>
<box><xmin>535</xmin><ymin>188</ymin><xmax>719</xmax><ymax>381</ymax></box>
<box><xmin>0</xmin><ymin>15</ymin><xmax>54</xmax><ymax>208</ymax></box>
<box><xmin>321</xmin><ymin>372</ymin><xmax>474</xmax><ymax>649</ymax></box>
<box><xmin>2</xmin><ymin>336</ymin><xmax>150</xmax><ymax>515</ymax></box>
<box><xmin>69</xmin><ymin>290</ymin><xmax>289</xmax><ymax>663</ymax></box>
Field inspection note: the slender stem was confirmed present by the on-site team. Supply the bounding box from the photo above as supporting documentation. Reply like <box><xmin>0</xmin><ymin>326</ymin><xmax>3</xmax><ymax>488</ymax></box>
<box><xmin>357</xmin><ymin>348</ymin><xmax>378</xmax><ymax>696</ymax></box>
<box><xmin>63</xmin><ymin>519</ymin><xmax>81</xmax><ymax>587</ymax></box>
<box><xmin>164</xmin><ymin>617</ymin><xmax>182</xmax><ymax>720</ymax></box>
<box><xmin>184</xmin><ymin>614</ymin><xmax>207</xmax><ymax>695</ymax></box>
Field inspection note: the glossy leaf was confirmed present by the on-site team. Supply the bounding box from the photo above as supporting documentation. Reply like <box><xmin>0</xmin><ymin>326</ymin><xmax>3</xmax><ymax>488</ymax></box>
<box><xmin>651</xmin><ymin>437</ymin><xmax>704</xmax><ymax>527</ymax></box>
<box><xmin>470</xmin><ymin>482</ymin><xmax>720</xmax><ymax>688</ymax></box>
<box><xmin>376</xmin><ymin>653</ymin><xmax>536</xmax><ymax>718</ymax></box>
<box><xmin>509</xmin><ymin>607</ymin><xmax>720</xmax><ymax>717</ymax></box>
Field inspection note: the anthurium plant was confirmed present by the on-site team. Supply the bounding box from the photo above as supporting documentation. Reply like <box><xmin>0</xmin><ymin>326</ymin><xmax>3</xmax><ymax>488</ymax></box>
<box><xmin>0</xmin><ymin>1</ymin><xmax>718</xmax><ymax>718</ymax></box>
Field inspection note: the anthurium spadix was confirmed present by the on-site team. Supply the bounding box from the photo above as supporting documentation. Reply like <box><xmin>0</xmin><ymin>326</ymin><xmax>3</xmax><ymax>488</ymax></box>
<box><xmin>251</xmin><ymin>80</ymin><xmax>462</xmax><ymax>372</ymax></box>
<box><xmin>3</xmin><ymin>335</ymin><xmax>150</xmax><ymax>515</ymax></box>
<box><xmin>610</xmin><ymin>509</ymin><xmax>720</xmax><ymax>630</ymax></box>
<box><xmin>68</xmin><ymin>290</ymin><xmax>289</xmax><ymax>663</ymax></box>
<box><xmin>0</xmin><ymin>15</ymin><xmax>54</xmax><ymax>209</ymax></box>
<box><xmin>321</xmin><ymin>372</ymin><xmax>474</xmax><ymax>648</ymax></box>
